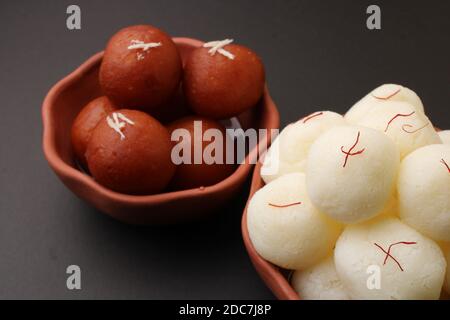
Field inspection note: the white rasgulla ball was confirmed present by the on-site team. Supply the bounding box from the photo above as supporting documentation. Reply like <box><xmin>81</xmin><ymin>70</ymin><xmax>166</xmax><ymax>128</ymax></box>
<box><xmin>247</xmin><ymin>172</ymin><xmax>342</xmax><ymax>270</ymax></box>
<box><xmin>345</xmin><ymin>84</ymin><xmax>425</xmax><ymax>124</ymax></box>
<box><xmin>306</xmin><ymin>126</ymin><xmax>400</xmax><ymax>224</ymax></box>
<box><xmin>357</xmin><ymin>101</ymin><xmax>441</xmax><ymax>159</ymax></box>
<box><xmin>334</xmin><ymin>217</ymin><xmax>446</xmax><ymax>300</ymax></box>
<box><xmin>291</xmin><ymin>256</ymin><xmax>350</xmax><ymax>300</ymax></box>
<box><xmin>261</xmin><ymin>111</ymin><xmax>346</xmax><ymax>184</ymax></box>
<box><xmin>439</xmin><ymin>130</ymin><xmax>450</xmax><ymax>145</ymax></box>
<box><xmin>398</xmin><ymin>144</ymin><xmax>450</xmax><ymax>242</ymax></box>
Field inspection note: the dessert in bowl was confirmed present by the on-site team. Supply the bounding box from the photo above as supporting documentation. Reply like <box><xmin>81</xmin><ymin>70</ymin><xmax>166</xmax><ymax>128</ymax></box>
<box><xmin>42</xmin><ymin>25</ymin><xmax>279</xmax><ymax>224</ymax></box>
<box><xmin>243</xmin><ymin>84</ymin><xmax>450</xmax><ymax>300</ymax></box>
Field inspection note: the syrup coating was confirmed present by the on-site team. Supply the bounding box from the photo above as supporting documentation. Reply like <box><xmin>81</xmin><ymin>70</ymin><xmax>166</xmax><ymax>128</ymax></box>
<box><xmin>100</xmin><ymin>25</ymin><xmax>182</xmax><ymax>110</ymax></box>
<box><xmin>71</xmin><ymin>96</ymin><xmax>117</xmax><ymax>168</ymax></box>
<box><xmin>167</xmin><ymin>116</ymin><xmax>235</xmax><ymax>190</ymax></box>
<box><xmin>183</xmin><ymin>43</ymin><xmax>265</xmax><ymax>119</ymax></box>
<box><xmin>86</xmin><ymin>109</ymin><xmax>175</xmax><ymax>195</ymax></box>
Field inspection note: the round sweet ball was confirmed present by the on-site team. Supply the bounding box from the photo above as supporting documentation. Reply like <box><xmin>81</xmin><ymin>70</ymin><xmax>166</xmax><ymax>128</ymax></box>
<box><xmin>86</xmin><ymin>109</ymin><xmax>175</xmax><ymax>195</ymax></box>
<box><xmin>356</xmin><ymin>101</ymin><xmax>440</xmax><ymax>159</ymax></box>
<box><xmin>439</xmin><ymin>130</ymin><xmax>450</xmax><ymax>145</ymax></box>
<box><xmin>261</xmin><ymin>111</ymin><xmax>347</xmax><ymax>184</ymax></box>
<box><xmin>149</xmin><ymin>85</ymin><xmax>191</xmax><ymax>124</ymax></box>
<box><xmin>71</xmin><ymin>96</ymin><xmax>117</xmax><ymax>168</ymax></box>
<box><xmin>398</xmin><ymin>144</ymin><xmax>450</xmax><ymax>242</ymax></box>
<box><xmin>166</xmin><ymin>116</ymin><xmax>235</xmax><ymax>190</ymax></box>
<box><xmin>306</xmin><ymin>126</ymin><xmax>400</xmax><ymax>224</ymax></box>
<box><xmin>247</xmin><ymin>173</ymin><xmax>342</xmax><ymax>270</ymax></box>
<box><xmin>99</xmin><ymin>25</ymin><xmax>182</xmax><ymax>110</ymax></box>
<box><xmin>345</xmin><ymin>84</ymin><xmax>425</xmax><ymax>124</ymax></box>
<box><xmin>334</xmin><ymin>217</ymin><xmax>446</xmax><ymax>300</ymax></box>
<box><xmin>291</xmin><ymin>256</ymin><xmax>350</xmax><ymax>300</ymax></box>
<box><xmin>183</xmin><ymin>40</ymin><xmax>265</xmax><ymax>119</ymax></box>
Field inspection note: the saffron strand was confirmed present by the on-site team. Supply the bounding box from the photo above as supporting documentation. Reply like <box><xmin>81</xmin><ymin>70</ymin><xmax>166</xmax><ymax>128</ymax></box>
<box><xmin>401</xmin><ymin>123</ymin><xmax>429</xmax><ymax>134</ymax></box>
<box><xmin>371</xmin><ymin>88</ymin><xmax>401</xmax><ymax>100</ymax></box>
<box><xmin>268</xmin><ymin>202</ymin><xmax>302</xmax><ymax>208</ymax></box>
<box><xmin>340</xmin><ymin>131</ymin><xmax>366</xmax><ymax>168</ymax></box>
<box><xmin>374</xmin><ymin>241</ymin><xmax>417</xmax><ymax>272</ymax></box>
<box><xmin>441</xmin><ymin>159</ymin><xmax>450</xmax><ymax>173</ymax></box>
<box><xmin>302</xmin><ymin>112</ymin><xmax>324</xmax><ymax>123</ymax></box>
<box><xmin>384</xmin><ymin>111</ymin><xmax>415</xmax><ymax>132</ymax></box>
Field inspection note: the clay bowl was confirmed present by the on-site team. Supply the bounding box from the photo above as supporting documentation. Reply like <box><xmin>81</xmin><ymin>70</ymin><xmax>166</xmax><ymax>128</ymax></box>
<box><xmin>42</xmin><ymin>37</ymin><xmax>280</xmax><ymax>225</ymax></box>
<box><xmin>241</xmin><ymin>161</ymin><xmax>299</xmax><ymax>300</ymax></box>
<box><xmin>242</xmin><ymin>128</ymin><xmax>447</xmax><ymax>300</ymax></box>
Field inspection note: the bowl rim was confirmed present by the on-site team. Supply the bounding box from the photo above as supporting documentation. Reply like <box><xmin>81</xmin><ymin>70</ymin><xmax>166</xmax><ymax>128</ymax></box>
<box><xmin>42</xmin><ymin>37</ymin><xmax>280</xmax><ymax>206</ymax></box>
<box><xmin>241</xmin><ymin>161</ymin><xmax>300</xmax><ymax>300</ymax></box>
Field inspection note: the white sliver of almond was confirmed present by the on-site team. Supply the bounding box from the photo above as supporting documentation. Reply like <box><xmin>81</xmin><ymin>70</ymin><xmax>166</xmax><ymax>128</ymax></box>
<box><xmin>203</xmin><ymin>39</ymin><xmax>235</xmax><ymax>60</ymax></box>
<box><xmin>106</xmin><ymin>112</ymin><xmax>135</xmax><ymax>140</ymax></box>
<box><xmin>128</xmin><ymin>39</ymin><xmax>162</xmax><ymax>61</ymax></box>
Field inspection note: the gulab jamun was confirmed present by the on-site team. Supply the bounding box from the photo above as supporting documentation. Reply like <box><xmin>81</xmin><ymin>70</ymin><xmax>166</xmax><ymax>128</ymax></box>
<box><xmin>183</xmin><ymin>39</ymin><xmax>265</xmax><ymax>119</ymax></box>
<box><xmin>99</xmin><ymin>25</ymin><xmax>182</xmax><ymax>110</ymax></box>
<box><xmin>149</xmin><ymin>84</ymin><xmax>192</xmax><ymax>124</ymax></box>
<box><xmin>86</xmin><ymin>109</ymin><xmax>175</xmax><ymax>195</ymax></box>
<box><xmin>167</xmin><ymin>116</ymin><xmax>235</xmax><ymax>190</ymax></box>
<box><xmin>71</xmin><ymin>96</ymin><xmax>117</xmax><ymax>168</ymax></box>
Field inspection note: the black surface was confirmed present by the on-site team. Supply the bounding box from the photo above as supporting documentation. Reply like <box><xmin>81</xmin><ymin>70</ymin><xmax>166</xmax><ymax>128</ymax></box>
<box><xmin>0</xmin><ymin>0</ymin><xmax>449</xmax><ymax>299</ymax></box>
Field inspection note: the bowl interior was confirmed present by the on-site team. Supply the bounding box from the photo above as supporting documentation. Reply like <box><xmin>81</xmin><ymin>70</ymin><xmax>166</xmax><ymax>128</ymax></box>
<box><xmin>50</xmin><ymin>58</ymin><xmax>102</xmax><ymax>168</ymax></box>
<box><xmin>45</xmin><ymin>38</ymin><xmax>276</xmax><ymax>197</ymax></box>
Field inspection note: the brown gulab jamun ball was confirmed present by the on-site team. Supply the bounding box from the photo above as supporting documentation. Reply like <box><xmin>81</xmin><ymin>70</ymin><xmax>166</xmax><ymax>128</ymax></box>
<box><xmin>71</xmin><ymin>96</ymin><xmax>117</xmax><ymax>169</ymax></box>
<box><xmin>167</xmin><ymin>116</ymin><xmax>235</xmax><ymax>190</ymax></box>
<box><xmin>86</xmin><ymin>109</ymin><xmax>175</xmax><ymax>195</ymax></box>
<box><xmin>149</xmin><ymin>84</ymin><xmax>192</xmax><ymax>124</ymax></box>
<box><xmin>183</xmin><ymin>39</ymin><xmax>265</xmax><ymax>119</ymax></box>
<box><xmin>99</xmin><ymin>25</ymin><xmax>182</xmax><ymax>110</ymax></box>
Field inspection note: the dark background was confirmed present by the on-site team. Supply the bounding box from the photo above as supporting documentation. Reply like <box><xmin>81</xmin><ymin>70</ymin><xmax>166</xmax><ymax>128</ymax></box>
<box><xmin>0</xmin><ymin>0</ymin><xmax>449</xmax><ymax>299</ymax></box>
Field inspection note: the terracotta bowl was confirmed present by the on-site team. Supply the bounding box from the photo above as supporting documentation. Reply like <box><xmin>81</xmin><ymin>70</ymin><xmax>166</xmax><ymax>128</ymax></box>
<box><xmin>42</xmin><ymin>37</ymin><xmax>280</xmax><ymax>225</ymax></box>
<box><xmin>241</xmin><ymin>161</ymin><xmax>299</xmax><ymax>300</ymax></box>
<box><xmin>242</xmin><ymin>129</ymin><xmax>447</xmax><ymax>300</ymax></box>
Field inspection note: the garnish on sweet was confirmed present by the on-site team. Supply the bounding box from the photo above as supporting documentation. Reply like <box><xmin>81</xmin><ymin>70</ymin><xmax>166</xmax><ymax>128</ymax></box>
<box><xmin>249</xmin><ymin>84</ymin><xmax>449</xmax><ymax>300</ymax></box>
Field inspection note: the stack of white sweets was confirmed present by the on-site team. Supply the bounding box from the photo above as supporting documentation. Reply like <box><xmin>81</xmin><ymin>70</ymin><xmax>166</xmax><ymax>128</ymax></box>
<box><xmin>248</xmin><ymin>84</ymin><xmax>450</xmax><ymax>300</ymax></box>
